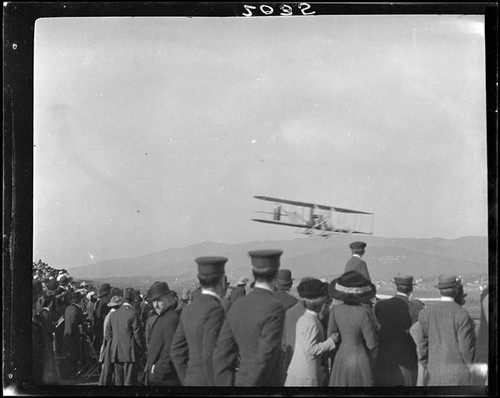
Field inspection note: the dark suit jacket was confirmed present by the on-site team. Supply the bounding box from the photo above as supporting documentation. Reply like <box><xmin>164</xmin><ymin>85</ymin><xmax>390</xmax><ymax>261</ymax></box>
<box><xmin>276</xmin><ymin>289</ymin><xmax>298</xmax><ymax>312</ymax></box>
<box><xmin>106</xmin><ymin>303</ymin><xmax>145</xmax><ymax>364</ymax></box>
<box><xmin>344</xmin><ymin>256</ymin><xmax>371</xmax><ymax>281</ymax></box>
<box><xmin>171</xmin><ymin>293</ymin><xmax>225</xmax><ymax>386</ymax></box>
<box><xmin>374</xmin><ymin>295</ymin><xmax>419</xmax><ymax>385</ymax></box>
<box><xmin>417</xmin><ymin>300</ymin><xmax>476</xmax><ymax>386</ymax></box>
<box><xmin>146</xmin><ymin>307</ymin><xmax>180</xmax><ymax>385</ymax></box>
<box><xmin>213</xmin><ymin>287</ymin><xmax>285</xmax><ymax>386</ymax></box>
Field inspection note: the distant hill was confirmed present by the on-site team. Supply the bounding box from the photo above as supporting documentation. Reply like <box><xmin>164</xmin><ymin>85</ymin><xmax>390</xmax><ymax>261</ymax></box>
<box><xmin>69</xmin><ymin>235</ymin><xmax>488</xmax><ymax>282</ymax></box>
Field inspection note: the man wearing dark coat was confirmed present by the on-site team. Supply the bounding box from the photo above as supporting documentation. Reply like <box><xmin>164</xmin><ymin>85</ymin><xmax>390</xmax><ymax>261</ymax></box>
<box><xmin>106</xmin><ymin>288</ymin><xmax>145</xmax><ymax>386</ymax></box>
<box><xmin>213</xmin><ymin>250</ymin><xmax>286</xmax><ymax>386</ymax></box>
<box><xmin>275</xmin><ymin>269</ymin><xmax>298</xmax><ymax>311</ymax></box>
<box><xmin>93</xmin><ymin>283</ymin><xmax>112</xmax><ymax>351</ymax></box>
<box><xmin>374</xmin><ymin>275</ymin><xmax>423</xmax><ymax>386</ymax></box>
<box><xmin>144</xmin><ymin>282</ymin><xmax>181</xmax><ymax>386</ymax></box>
<box><xmin>171</xmin><ymin>256</ymin><xmax>228</xmax><ymax>386</ymax></box>
<box><xmin>344</xmin><ymin>241</ymin><xmax>371</xmax><ymax>281</ymax></box>
<box><xmin>33</xmin><ymin>280</ymin><xmax>60</xmax><ymax>385</ymax></box>
<box><xmin>62</xmin><ymin>291</ymin><xmax>85</xmax><ymax>378</ymax></box>
<box><xmin>417</xmin><ymin>275</ymin><xmax>476</xmax><ymax>386</ymax></box>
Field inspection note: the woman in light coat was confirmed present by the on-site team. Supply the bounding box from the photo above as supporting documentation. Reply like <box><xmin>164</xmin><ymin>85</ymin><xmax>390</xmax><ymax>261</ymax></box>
<box><xmin>285</xmin><ymin>279</ymin><xmax>336</xmax><ymax>387</ymax></box>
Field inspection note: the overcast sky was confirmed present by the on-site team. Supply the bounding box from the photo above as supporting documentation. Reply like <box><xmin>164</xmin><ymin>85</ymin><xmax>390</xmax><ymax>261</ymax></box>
<box><xmin>33</xmin><ymin>15</ymin><xmax>487</xmax><ymax>267</ymax></box>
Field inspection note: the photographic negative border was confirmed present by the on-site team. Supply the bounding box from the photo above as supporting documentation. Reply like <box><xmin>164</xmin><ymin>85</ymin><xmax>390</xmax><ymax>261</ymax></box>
<box><xmin>3</xmin><ymin>2</ymin><xmax>497</xmax><ymax>396</ymax></box>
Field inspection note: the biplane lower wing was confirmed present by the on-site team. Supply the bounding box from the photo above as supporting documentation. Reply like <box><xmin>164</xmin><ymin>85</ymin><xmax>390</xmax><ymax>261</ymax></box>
<box><xmin>252</xmin><ymin>219</ymin><xmax>373</xmax><ymax>235</ymax></box>
<box><xmin>254</xmin><ymin>196</ymin><xmax>373</xmax><ymax>215</ymax></box>
<box><xmin>252</xmin><ymin>218</ymin><xmax>312</xmax><ymax>229</ymax></box>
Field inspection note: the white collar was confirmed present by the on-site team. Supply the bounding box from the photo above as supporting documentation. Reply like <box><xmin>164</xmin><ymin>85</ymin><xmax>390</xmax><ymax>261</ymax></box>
<box><xmin>441</xmin><ymin>296</ymin><xmax>455</xmax><ymax>302</ymax></box>
<box><xmin>305</xmin><ymin>309</ymin><xmax>318</xmax><ymax>318</ymax></box>
<box><xmin>201</xmin><ymin>289</ymin><xmax>221</xmax><ymax>300</ymax></box>
<box><xmin>254</xmin><ymin>281</ymin><xmax>274</xmax><ymax>293</ymax></box>
<box><xmin>396</xmin><ymin>292</ymin><xmax>410</xmax><ymax>298</ymax></box>
<box><xmin>352</xmin><ymin>254</ymin><xmax>361</xmax><ymax>259</ymax></box>
<box><xmin>122</xmin><ymin>302</ymin><xmax>132</xmax><ymax>307</ymax></box>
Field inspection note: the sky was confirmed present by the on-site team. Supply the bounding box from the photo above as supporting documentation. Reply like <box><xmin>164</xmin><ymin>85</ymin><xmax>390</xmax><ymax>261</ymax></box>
<box><xmin>33</xmin><ymin>14</ymin><xmax>488</xmax><ymax>267</ymax></box>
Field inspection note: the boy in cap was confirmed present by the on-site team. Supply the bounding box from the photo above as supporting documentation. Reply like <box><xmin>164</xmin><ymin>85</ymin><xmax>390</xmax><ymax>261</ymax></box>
<box><xmin>373</xmin><ymin>275</ymin><xmax>423</xmax><ymax>386</ymax></box>
<box><xmin>345</xmin><ymin>241</ymin><xmax>371</xmax><ymax>281</ymax></box>
<box><xmin>285</xmin><ymin>279</ymin><xmax>335</xmax><ymax>386</ymax></box>
<box><xmin>213</xmin><ymin>250</ymin><xmax>286</xmax><ymax>386</ymax></box>
<box><xmin>106</xmin><ymin>287</ymin><xmax>145</xmax><ymax>386</ymax></box>
<box><xmin>171</xmin><ymin>256</ymin><xmax>228</xmax><ymax>386</ymax></box>
<box><xmin>417</xmin><ymin>275</ymin><xmax>476</xmax><ymax>386</ymax></box>
<box><xmin>144</xmin><ymin>281</ymin><xmax>180</xmax><ymax>386</ymax></box>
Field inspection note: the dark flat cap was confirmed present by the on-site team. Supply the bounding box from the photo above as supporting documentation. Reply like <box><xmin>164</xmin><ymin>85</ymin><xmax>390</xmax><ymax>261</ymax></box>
<box><xmin>349</xmin><ymin>241</ymin><xmax>367</xmax><ymax>251</ymax></box>
<box><xmin>249</xmin><ymin>249</ymin><xmax>282</xmax><ymax>272</ymax></box>
<box><xmin>393</xmin><ymin>275</ymin><xmax>416</xmax><ymax>287</ymax></box>
<box><xmin>195</xmin><ymin>256</ymin><xmax>227</xmax><ymax>277</ymax></box>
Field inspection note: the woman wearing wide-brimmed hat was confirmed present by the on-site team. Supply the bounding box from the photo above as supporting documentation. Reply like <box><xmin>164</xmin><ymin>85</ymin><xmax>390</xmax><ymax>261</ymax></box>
<box><xmin>327</xmin><ymin>271</ymin><xmax>378</xmax><ymax>387</ymax></box>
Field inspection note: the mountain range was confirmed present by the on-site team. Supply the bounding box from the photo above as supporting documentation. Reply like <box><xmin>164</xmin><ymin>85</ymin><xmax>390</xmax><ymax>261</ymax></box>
<box><xmin>69</xmin><ymin>235</ymin><xmax>489</xmax><ymax>282</ymax></box>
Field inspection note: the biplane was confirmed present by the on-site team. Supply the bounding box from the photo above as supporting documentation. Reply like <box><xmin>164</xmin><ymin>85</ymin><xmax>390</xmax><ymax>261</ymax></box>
<box><xmin>252</xmin><ymin>196</ymin><xmax>374</xmax><ymax>237</ymax></box>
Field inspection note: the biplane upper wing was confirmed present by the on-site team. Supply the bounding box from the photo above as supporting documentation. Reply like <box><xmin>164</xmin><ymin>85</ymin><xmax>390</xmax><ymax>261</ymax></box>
<box><xmin>254</xmin><ymin>196</ymin><xmax>373</xmax><ymax>215</ymax></box>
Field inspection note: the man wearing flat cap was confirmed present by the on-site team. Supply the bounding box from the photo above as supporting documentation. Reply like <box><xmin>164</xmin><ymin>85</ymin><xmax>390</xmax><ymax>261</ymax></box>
<box><xmin>144</xmin><ymin>281</ymin><xmax>181</xmax><ymax>386</ymax></box>
<box><xmin>345</xmin><ymin>241</ymin><xmax>371</xmax><ymax>281</ymax></box>
<box><xmin>213</xmin><ymin>250</ymin><xmax>286</xmax><ymax>386</ymax></box>
<box><xmin>417</xmin><ymin>275</ymin><xmax>476</xmax><ymax>386</ymax></box>
<box><xmin>171</xmin><ymin>256</ymin><xmax>229</xmax><ymax>386</ymax></box>
<box><xmin>106</xmin><ymin>287</ymin><xmax>145</xmax><ymax>386</ymax></box>
<box><xmin>373</xmin><ymin>275</ymin><xmax>424</xmax><ymax>386</ymax></box>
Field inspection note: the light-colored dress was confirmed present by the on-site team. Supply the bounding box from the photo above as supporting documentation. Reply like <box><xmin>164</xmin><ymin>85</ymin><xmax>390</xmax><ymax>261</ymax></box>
<box><xmin>285</xmin><ymin>310</ymin><xmax>335</xmax><ymax>387</ymax></box>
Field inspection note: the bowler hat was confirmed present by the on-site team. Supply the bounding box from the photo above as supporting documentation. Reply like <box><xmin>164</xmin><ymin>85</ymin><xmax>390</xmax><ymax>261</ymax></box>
<box><xmin>98</xmin><ymin>283</ymin><xmax>112</xmax><ymax>298</ymax></box>
<box><xmin>108</xmin><ymin>295</ymin><xmax>124</xmax><ymax>307</ymax></box>
<box><xmin>276</xmin><ymin>269</ymin><xmax>294</xmax><ymax>289</ymax></box>
<box><xmin>249</xmin><ymin>249</ymin><xmax>282</xmax><ymax>272</ymax></box>
<box><xmin>393</xmin><ymin>274</ymin><xmax>416</xmax><ymax>287</ymax></box>
<box><xmin>195</xmin><ymin>256</ymin><xmax>227</xmax><ymax>277</ymax></box>
<box><xmin>33</xmin><ymin>280</ymin><xmax>45</xmax><ymax>301</ymax></box>
<box><xmin>237</xmin><ymin>276</ymin><xmax>249</xmax><ymax>286</ymax></box>
<box><xmin>148</xmin><ymin>281</ymin><xmax>173</xmax><ymax>301</ymax></box>
<box><xmin>349</xmin><ymin>241</ymin><xmax>367</xmax><ymax>251</ymax></box>
<box><xmin>298</xmin><ymin>278</ymin><xmax>328</xmax><ymax>299</ymax></box>
<box><xmin>328</xmin><ymin>271</ymin><xmax>376</xmax><ymax>303</ymax></box>
<box><xmin>435</xmin><ymin>274</ymin><xmax>461</xmax><ymax>289</ymax></box>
